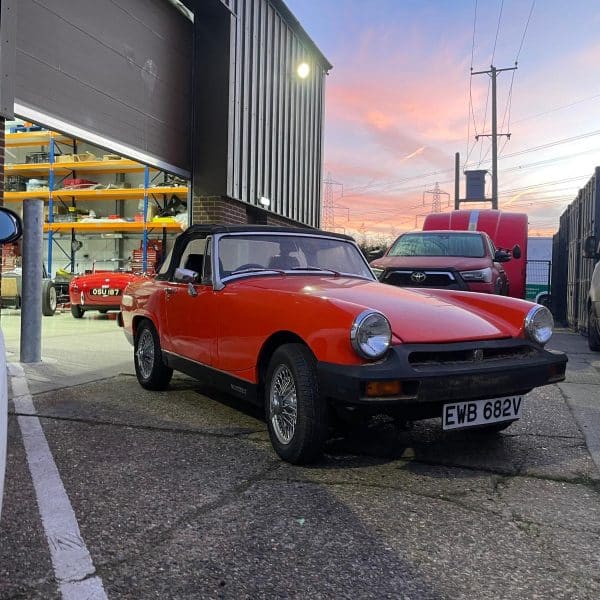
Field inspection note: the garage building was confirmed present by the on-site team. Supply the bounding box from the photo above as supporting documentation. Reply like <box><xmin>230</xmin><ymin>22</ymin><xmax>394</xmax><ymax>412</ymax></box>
<box><xmin>0</xmin><ymin>0</ymin><xmax>331</xmax><ymax>229</ymax></box>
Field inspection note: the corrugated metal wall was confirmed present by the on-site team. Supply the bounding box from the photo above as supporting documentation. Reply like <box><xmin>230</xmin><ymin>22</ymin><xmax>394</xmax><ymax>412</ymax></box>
<box><xmin>551</xmin><ymin>212</ymin><xmax>568</xmax><ymax>324</ymax></box>
<box><xmin>225</xmin><ymin>0</ymin><xmax>328</xmax><ymax>228</ymax></box>
<box><xmin>553</xmin><ymin>167</ymin><xmax>600</xmax><ymax>331</ymax></box>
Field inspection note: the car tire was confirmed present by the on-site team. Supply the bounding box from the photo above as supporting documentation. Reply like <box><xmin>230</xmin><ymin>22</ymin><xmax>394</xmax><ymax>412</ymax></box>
<box><xmin>589</xmin><ymin>303</ymin><xmax>600</xmax><ymax>352</ymax></box>
<box><xmin>41</xmin><ymin>280</ymin><xmax>57</xmax><ymax>316</ymax></box>
<box><xmin>134</xmin><ymin>320</ymin><xmax>173</xmax><ymax>390</ymax></box>
<box><xmin>70</xmin><ymin>304</ymin><xmax>85</xmax><ymax>319</ymax></box>
<box><xmin>265</xmin><ymin>343</ymin><xmax>328</xmax><ymax>464</ymax></box>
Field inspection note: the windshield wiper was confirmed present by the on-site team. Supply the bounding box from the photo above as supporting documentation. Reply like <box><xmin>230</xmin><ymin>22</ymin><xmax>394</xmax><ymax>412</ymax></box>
<box><xmin>289</xmin><ymin>266</ymin><xmax>342</xmax><ymax>276</ymax></box>
<box><xmin>229</xmin><ymin>267</ymin><xmax>285</xmax><ymax>276</ymax></box>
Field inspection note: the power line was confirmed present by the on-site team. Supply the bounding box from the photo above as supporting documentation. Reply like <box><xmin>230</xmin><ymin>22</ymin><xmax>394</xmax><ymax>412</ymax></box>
<box><xmin>491</xmin><ymin>0</ymin><xmax>505</xmax><ymax>65</ymax></box>
<box><xmin>515</xmin><ymin>0</ymin><xmax>536</xmax><ymax>61</ymax></box>
<box><xmin>466</xmin><ymin>0</ymin><xmax>479</xmax><ymax>164</ymax></box>
<box><xmin>513</xmin><ymin>92</ymin><xmax>600</xmax><ymax>124</ymax></box>
<box><xmin>342</xmin><ymin>129</ymin><xmax>600</xmax><ymax>199</ymax></box>
<box><xmin>345</xmin><ymin>175</ymin><xmax>589</xmax><ymax>220</ymax></box>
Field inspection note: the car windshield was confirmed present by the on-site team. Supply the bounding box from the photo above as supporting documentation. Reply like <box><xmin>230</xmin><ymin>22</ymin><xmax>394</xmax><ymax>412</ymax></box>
<box><xmin>388</xmin><ymin>232</ymin><xmax>486</xmax><ymax>258</ymax></box>
<box><xmin>218</xmin><ymin>233</ymin><xmax>374</xmax><ymax>280</ymax></box>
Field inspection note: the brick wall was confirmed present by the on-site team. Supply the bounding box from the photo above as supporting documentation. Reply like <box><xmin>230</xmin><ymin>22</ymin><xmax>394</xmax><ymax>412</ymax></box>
<box><xmin>192</xmin><ymin>195</ymin><xmax>313</xmax><ymax>229</ymax></box>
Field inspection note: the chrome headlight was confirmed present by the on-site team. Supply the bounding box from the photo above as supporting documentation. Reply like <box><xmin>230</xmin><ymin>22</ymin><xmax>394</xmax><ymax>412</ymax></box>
<box><xmin>525</xmin><ymin>305</ymin><xmax>554</xmax><ymax>345</ymax></box>
<box><xmin>351</xmin><ymin>310</ymin><xmax>391</xmax><ymax>360</ymax></box>
<box><xmin>460</xmin><ymin>267</ymin><xmax>493</xmax><ymax>283</ymax></box>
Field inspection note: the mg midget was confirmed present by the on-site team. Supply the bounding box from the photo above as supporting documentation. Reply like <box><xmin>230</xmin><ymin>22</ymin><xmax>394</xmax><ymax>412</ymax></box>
<box><xmin>69</xmin><ymin>268</ymin><xmax>141</xmax><ymax>318</ymax></box>
<box><xmin>119</xmin><ymin>225</ymin><xmax>567</xmax><ymax>464</ymax></box>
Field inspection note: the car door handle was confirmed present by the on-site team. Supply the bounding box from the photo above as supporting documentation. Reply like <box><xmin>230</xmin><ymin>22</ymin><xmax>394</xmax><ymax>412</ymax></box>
<box><xmin>165</xmin><ymin>287</ymin><xmax>175</xmax><ymax>297</ymax></box>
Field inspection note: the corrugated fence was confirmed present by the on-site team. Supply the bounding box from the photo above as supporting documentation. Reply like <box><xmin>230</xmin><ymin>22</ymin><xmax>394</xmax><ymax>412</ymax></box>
<box><xmin>552</xmin><ymin>167</ymin><xmax>600</xmax><ymax>331</ymax></box>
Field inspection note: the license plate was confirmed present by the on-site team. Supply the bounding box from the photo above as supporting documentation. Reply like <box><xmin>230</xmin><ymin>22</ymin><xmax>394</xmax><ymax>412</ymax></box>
<box><xmin>90</xmin><ymin>288</ymin><xmax>121</xmax><ymax>297</ymax></box>
<box><xmin>442</xmin><ymin>396</ymin><xmax>523</xmax><ymax>431</ymax></box>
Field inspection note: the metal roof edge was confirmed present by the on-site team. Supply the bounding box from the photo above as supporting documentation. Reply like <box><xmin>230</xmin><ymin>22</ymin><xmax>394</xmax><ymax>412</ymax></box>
<box><xmin>270</xmin><ymin>0</ymin><xmax>333</xmax><ymax>71</ymax></box>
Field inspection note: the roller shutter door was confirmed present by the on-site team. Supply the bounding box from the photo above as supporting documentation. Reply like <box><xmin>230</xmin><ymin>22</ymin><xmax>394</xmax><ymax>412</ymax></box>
<box><xmin>13</xmin><ymin>0</ymin><xmax>192</xmax><ymax>176</ymax></box>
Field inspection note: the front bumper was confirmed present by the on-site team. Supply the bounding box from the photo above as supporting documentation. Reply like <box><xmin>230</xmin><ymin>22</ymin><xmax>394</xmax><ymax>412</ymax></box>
<box><xmin>317</xmin><ymin>339</ymin><xmax>567</xmax><ymax>409</ymax></box>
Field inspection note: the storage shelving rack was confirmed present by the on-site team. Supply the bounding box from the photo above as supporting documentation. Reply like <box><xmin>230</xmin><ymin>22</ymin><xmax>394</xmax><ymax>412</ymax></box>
<box><xmin>4</xmin><ymin>129</ymin><xmax>188</xmax><ymax>274</ymax></box>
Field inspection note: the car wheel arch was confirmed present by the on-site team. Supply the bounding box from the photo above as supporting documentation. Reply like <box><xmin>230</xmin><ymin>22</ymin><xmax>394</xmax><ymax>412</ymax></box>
<box><xmin>256</xmin><ymin>331</ymin><xmax>310</xmax><ymax>389</ymax></box>
<box><xmin>132</xmin><ymin>315</ymin><xmax>159</xmax><ymax>340</ymax></box>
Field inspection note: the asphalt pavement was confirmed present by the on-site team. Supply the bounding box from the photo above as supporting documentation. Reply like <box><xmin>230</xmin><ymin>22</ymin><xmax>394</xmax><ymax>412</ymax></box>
<box><xmin>1</xmin><ymin>310</ymin><xmax>600</xmax><ymax>599</ymax></box>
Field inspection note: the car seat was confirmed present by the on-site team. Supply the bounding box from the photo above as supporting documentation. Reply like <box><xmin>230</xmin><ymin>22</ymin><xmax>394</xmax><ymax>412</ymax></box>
<box><xmin>184</xmin><ymin>253</ymin><xmax>204</xmax><ymax>276</ymax></box>
<box><xmin>267</xmin><ymin>254</ymin><xmax>300</xmax><ymax>270</ymax></box>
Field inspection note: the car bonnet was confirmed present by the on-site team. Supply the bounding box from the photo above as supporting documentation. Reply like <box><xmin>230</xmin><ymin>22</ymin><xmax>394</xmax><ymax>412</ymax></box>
<box><xmin>244</xmin><ymin>276</ymin><xmax>521</xmax><ymax>343</ymax></box>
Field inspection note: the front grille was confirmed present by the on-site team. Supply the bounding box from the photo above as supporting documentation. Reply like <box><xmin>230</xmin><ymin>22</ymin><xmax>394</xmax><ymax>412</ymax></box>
<box><xmin>383</xmin><ymin>270</ymin><xmax>456</xmax><ymax>287</ymax></box>
<box><xmin>408</xmin><ymin>344</ymin><xmax>537</xmax><ymax>370</ymax></box>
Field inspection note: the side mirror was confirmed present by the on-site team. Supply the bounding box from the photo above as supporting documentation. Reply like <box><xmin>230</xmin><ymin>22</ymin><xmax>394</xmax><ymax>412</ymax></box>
<box><xmin>0</xmin><ymin>207</ymin><xmax>23</xmax><ymax>243</ymax></box>
<box><xmin>494</xmin><ymin>249</ymin><xmax>511</xmax><ymax>263</ymax></box>
<box><xmin>174</xmin><ymin>267</ymin><xmax>198</xmax><ymax>283</ymax></box>
<box><xmin>584</xmin><ymin>235</ymin><xmax>598</xmax><ymax>259</ymax></box>
<box><xmin>511</xmin><ymin>244</ymin><xmax>522</xmax><ymax>260</ymax></box>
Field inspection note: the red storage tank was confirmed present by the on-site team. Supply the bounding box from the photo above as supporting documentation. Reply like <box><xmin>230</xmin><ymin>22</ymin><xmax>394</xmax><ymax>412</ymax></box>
<box><xmin>423</xmin><ymin>209</ymin><xmax>528</xmax><ymax>299</ymax></box>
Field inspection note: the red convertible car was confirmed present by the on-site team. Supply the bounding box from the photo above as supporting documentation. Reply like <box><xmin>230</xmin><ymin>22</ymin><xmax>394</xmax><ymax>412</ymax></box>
<box><xmin>119</xmin><ymin>225</ymin><xmax>567</xmax><ymax>464</ymax></box>
<box><xmin>69</xmin><ymin>269</ymin><xmax>141</xmax><ymax>318</ymax></box>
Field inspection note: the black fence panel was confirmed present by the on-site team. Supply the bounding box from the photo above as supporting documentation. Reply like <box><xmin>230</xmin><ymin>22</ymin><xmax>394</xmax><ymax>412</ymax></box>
<box><xmin>554</xmin><ymin>167</ymin><xmax>600</xmax><ymax>333</ymax></box>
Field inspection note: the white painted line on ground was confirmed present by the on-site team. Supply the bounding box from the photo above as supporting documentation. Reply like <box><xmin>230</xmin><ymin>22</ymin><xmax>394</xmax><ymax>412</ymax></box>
<box><xmin>8</xmin><ymin>362</ymin><xmax>108</xmax><ymax>600</ymax></box>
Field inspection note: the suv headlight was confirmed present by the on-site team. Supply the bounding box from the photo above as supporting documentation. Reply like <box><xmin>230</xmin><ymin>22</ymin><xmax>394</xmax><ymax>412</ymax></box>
<box><xmin>460</xmin><ymin>267</ymin><xmax>493</xmax><ymax>283</ymax></box>
<box><xmin>351</xmin><ymin>310</ymin><xmax>391</xmax><ymax>359</ymax></box>
<box><xmin>525</xmin><ymin>305</ymin><xmax>554</xmax><ymax>345</ymax></box>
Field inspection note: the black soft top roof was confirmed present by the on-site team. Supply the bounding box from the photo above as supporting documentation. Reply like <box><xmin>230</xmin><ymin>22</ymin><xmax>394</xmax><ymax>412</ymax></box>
<box><xmin>183</xmin><ymin>224</ymin><xmax>355</xmax><ymax>242</ymax></box>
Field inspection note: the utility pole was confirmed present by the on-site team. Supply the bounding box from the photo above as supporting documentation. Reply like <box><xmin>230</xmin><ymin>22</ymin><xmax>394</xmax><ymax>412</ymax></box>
<box><xmin>471</xmin><ymin>64</ymin><xmax>517</xmax><ymax>209</ymax></box>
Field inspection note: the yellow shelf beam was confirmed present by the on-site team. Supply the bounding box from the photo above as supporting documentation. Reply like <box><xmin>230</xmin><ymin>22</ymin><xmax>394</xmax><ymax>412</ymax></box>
<box><xmin>4</xmin><ymin>190</ymin><xmax>51</xmax><ymax>201</ymax></box>
<box><xmin>5</xmin><ymin>159</ymin><xmax>153</xmax><ymax>175</ymax></box>
<box><xmin>5</xmin><ymin>131</ymin><xmax>71</xmax><ymax>147</ymax></box>
<box><xmin>5</xmin><ymin>162</ymin><xmax>53</xmax><ymax>175</ymax></box>
<box><xmin>43</xmin><ymin>221</ymin><xmax>183</xmax><ymax>233</ymax></box>
<box><xmin>4</xmin><ymin>186</ymin><xmax>188</xmax><ymax>202</ymax></box>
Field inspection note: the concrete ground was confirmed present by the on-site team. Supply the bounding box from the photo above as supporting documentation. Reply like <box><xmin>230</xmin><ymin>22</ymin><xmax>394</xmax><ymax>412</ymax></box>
<box><xmin>1</xmin><ymin>309</ymin><xmax>600</xmax><ymax>599</ymax></box>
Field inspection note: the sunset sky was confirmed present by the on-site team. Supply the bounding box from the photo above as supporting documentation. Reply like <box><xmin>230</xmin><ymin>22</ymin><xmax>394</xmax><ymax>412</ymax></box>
<box><xmin>286</xmin><ymin>0</ymin><xmax>600</xmax><ymax>241</ymax></box>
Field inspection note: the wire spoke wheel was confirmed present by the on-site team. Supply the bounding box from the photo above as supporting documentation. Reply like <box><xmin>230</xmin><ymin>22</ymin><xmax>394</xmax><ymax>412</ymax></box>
<box><xmin>136</xmin><ymin>328</ymin><xmax>155</xmax><ymax>380</ymax></box>
<box><xmin>269</xmin><ymin>364</ymin><xmax>298</xmax><ymax>444</ymax></box>
<box><xmin>134</xmin><ymin>321</ymin><xmax>173</xmax><ymax>390</ymax></box>
<box><xmin>264</xmin><ymin>344</ymin><xmax>328</xmax><ymax>464</ymax></box>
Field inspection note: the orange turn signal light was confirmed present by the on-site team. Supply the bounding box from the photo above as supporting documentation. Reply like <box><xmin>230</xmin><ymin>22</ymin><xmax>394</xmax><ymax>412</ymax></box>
<box><xmin>365</xmin><ymin>381</ymin><xmax>402</xmax><ymax>397</ymax></box>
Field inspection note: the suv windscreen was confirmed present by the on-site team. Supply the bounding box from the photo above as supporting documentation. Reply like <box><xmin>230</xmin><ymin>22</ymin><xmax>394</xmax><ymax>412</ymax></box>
<box><xmin>388</xmin><ymin>233</ymin><xmax>486</xmax><ymax>258</ymax></box>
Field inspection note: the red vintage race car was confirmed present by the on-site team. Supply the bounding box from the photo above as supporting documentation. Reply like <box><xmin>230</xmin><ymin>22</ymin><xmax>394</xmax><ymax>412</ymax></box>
<box><xmin>69</xmin><ymin>269</ymin><xmax>142</xmax><ymax>318</ymax></box>
<box><xmin>119</xmin><ymin>225</ymin><xmax>567</xmax><ymax>464</ymax></box>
